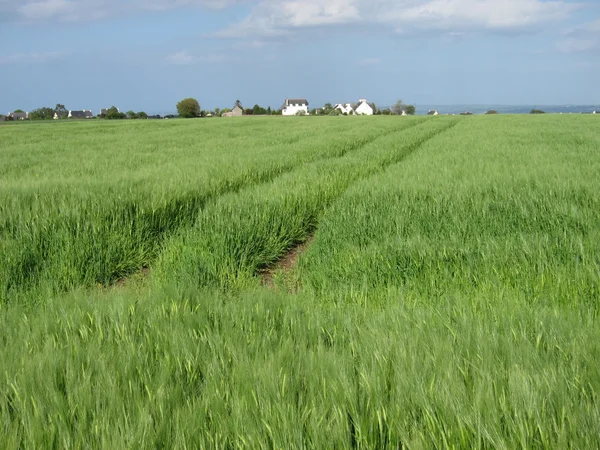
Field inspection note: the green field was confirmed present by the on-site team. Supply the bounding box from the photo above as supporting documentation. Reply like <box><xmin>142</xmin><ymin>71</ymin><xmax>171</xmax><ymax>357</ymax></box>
<box><xmin>1</xmin><ymin>116</ymin><xmax>599</xmax><ymax>448</ymax></box>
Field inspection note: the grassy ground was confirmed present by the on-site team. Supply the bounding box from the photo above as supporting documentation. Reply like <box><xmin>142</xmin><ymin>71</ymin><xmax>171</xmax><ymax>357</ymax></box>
<box><xmin>1</xmin><ymin>115</ymin><xmax>599</xmax><ymax>448</ymax></box>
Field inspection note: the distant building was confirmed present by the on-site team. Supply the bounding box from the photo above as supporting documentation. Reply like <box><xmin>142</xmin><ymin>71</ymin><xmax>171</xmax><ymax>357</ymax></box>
<box><xmin>354</xmin><ymin>99</ymin><xmax>374</xmax><ymax>115</ymax></box>
<box><xmin>334</xmin><ymin>103</ymin><xmax>354</xmax><ymax>115</ymax></box>
<box><xmin>427</xmin><ymin>110</ymin><xmax>439</xmax><ymax>116</ymax></box>
<box><xmin>8</xmin><ymin>111</ymin><xmax>28</xmax><ymax>120</ymax></box>
<box><xmin>69</xmin><ymin>110</ymin><xmax>94</xmax><ymax>119</ymax></box>
<box><xmin>282</xmin><ymin>98</ymin><xmax>309</xmax><ymax>116</ymax></box>
<box><xmin>232</xmin><ymin>101</ymin><xmax>243</xmax><ymax>117</ymax></box>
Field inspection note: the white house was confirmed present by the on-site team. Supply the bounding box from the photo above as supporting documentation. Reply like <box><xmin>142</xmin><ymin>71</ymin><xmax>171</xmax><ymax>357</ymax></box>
<box><xmin>335</xmin><ymin>103</ymin><xmax>354</xmax><ymax>115</ymax></box>
<box><xmin>427</xmin><ymin>110</ymin><xmax>439</xmax><ymax>116</ymax></box>
<box><xmin>282</xmin><ymin>98</ymin><xmax>309</xmax><ymax>116</ymax></box>
<box><xmin>354</xmin><ymin>99</ymin><xmax>373</xmax><ymax>115</ymax></box>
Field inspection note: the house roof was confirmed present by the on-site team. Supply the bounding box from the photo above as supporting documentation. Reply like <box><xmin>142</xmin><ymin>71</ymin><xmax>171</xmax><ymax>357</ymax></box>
<box><xmin>355</xmin><ymin>101</ymin><xmax>373</xmax><ymax>109</ymax></box>
<box><xmin>285</xmin><ymin>98</ymin><xmax>308</xmax><ymax>106</ymax></box>
<box><xmin>233</xmin><ymin>101</ymin><xmax>243</xmax><ymax>110</ymax></box>
<box><xmin>71</xmin><ymin>110</ymin><xmax>93</xmax><ymax>118</ymax></box>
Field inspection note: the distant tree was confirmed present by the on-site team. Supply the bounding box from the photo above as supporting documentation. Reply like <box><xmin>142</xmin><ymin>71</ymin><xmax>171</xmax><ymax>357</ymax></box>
<box><xmin>105</xmin><ymin>106</ymin><xmax>126</xmax><ymax>120</ymax></box>
<box><xmin>485</xmin><ymin>110</ymin><xmax>499</xmax><ymax>114</ymax></box>
<box><xmin>530</xmin><ymin>109</ymin><xmax>546</xmax><ymax>114</ymax></box>
<box><xmin>29</xmin><ymin>107</ymin><xmax>55</xmax><ymax>120</ymax></box>
<box><xmin>176</xmin><ymin>98</ymin><xmax>201</xmax><ymax>118</ymax></box>
<box><xmin>54</xmin><ymin>104</ymin><xmax>68</xmax><ymax>119</ymax></box>
<box><xmin>14</xmin><ymin>109</ymin><xmax>25</xmax><ymax>113</ymax></box>
<box><xmin>295</xmin><ymin>110</ymin><xmax>307</xmax><ymax>116</ymax></box>
<box><xmin>214</xmin><ymin>107</ymin><xmax>221</xmax><ymax>116</ymax></box>
<box><xmin>267</xmin><ymin>106</ymin><xmax>272</xmax><ymax>115</ymax></box>
<box><xmin>126</xmin><ymin>110</ymin><xmax>137</xmax><ymax>119</ymax></box>
<box><xmin>460</xmin><ymin>112</ymin><xmax>474</xmax><ymax>116</ymax></box>
<box><xmin>138</xmin><ymin>111</ymin><xmax>148</xmax><ymax>119</ymax></box>
<box><xmin>321</xmin><ymin>103</ymin><xmax>334</xmax><ymax>115</ymax></box>
<box><xmin>252</xmin><ymin>104</ymin><xmax>267</xmax><ymax>115</ymax></box>
<box><xmin>392</xmin><ymin>100</ymin><xmax>415</xmax><ymax>115</ymax></box>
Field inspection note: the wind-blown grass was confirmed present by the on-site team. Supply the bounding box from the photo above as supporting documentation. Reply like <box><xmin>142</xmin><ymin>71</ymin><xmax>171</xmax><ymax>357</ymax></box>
<box><xmin>0</xmin><ymin>117</ymin><xmax>412</xmax><ymax>303</ymax></box>
<box><xmin>1</xmin><ymin>115</ymin><xmax>599</xmax><ymax>448</ymax></box>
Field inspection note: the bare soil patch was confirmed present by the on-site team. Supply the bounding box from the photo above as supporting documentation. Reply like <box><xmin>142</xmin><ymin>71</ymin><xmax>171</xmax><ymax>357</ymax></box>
<box><xmin>260</xmin><ymin>236</ymin><xmax>314</xmax><ymax>289</ymax></box>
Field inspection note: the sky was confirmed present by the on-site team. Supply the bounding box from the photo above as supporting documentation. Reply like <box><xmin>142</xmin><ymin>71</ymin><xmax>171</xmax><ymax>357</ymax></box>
<box><xmin>1</xmin><ymin>0</ymin><xmax>599</xmax><ymax>114</ymax></box>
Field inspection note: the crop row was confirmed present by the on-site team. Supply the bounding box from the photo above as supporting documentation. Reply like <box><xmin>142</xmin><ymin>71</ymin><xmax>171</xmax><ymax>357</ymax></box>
<box><xmin>0</xmin><ymin>118</ymin><xmax>420</xmax><ymax>303</ymax></box>
<box><xmin>152</xmin><ymin>118</ymin><xmax>458</xmax><ymax>289</ymax></box>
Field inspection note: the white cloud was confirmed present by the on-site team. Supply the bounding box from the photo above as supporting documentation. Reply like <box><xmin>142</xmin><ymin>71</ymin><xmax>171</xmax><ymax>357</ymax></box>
<box><xmin>557</xmin><ymin>19</ymin><xmax>600</xmax><ymax>52</ymax></box>
<box><xmin>166</xmin><ymin>50</ymin><xmax>196</xmax><ymax>65</ymax></box>
<box><xmin>4</xmin><ymin>0</ymin><xmax>251</xmax><ymax>23</ymax></box>
<box><xmin>0</xmin><ymin>51</ymin><xmax>64</xmax><ymax>64</ymax></box>
<box><xmin>165</xmin><ymin>50</ymin><xmax>234</xmax><ymax>65</ymax></box>
<box><xmin>357</xmin><ymin>57</ymin><xmax>381</xmax><ymax>65</ymax></box>
<box><xmin>217</xmin><ymin>0</ymin><xmax>580</xmax><ymax>38</ymax></box>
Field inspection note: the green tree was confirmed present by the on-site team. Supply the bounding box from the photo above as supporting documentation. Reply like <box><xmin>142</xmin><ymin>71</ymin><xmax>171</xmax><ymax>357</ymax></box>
<box><xmin>14</xmin><ymin>109</ymin><xmax>25</xmax><ymax>113</ymax></box>
<box><xmin>486</xmin><ymin>110</ymin><xmax>499</xmax><ymax>114</ymax></box>
<box><xmin>29</xmin><ymin>107</ymin><xmax>55</xmax><ymax>120</ymax></box>
<box><xmin>105</xmin><ymin>106</ymin><xmax>126</xmax><ymax>120</ymax></box>
<box><xmin>252</xmin><ymin>104</ymin><xmax>267</xmax><ymax>115</ymax></box>
<box><xmin>392</xmin><ymin>100</ymin><xmax>415</xmax><ymax>115</ymax></box>
<box><xmin>55</xmin><ymin>104</ymin><xmax>68</xmax><ymax>119</ymax></box>
<box><xmin>176</xmin><ymin>98</ymin><xmax>201</xmax><ymax>118</ymax></box>
<box><xmin>126</xmin><ymin>110</ymin><xmax>137</xmax><ymax>119</ymax></box>
<box><xmin>530</xmin><ymin>109</ymin><xmax>546</xmax><ymax>114</ymax></box>
<box><xmin>138</xmin><ymin>112</ymin><xmax>148</xmax><ymax>119</ymax></box>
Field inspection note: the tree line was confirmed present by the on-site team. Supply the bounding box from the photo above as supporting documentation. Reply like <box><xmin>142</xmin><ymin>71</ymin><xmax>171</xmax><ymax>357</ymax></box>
<box><xmin>176</xmin><ymin>98</ymin><xmax>418</xmax><ymax>118</ymax></box>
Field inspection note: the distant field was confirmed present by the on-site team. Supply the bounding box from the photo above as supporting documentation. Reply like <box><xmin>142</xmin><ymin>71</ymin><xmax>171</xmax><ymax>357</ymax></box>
<box><xmin>1</xmin><ymin>116</ymin><xmax>599</xmax><ymax>448</ymax></box>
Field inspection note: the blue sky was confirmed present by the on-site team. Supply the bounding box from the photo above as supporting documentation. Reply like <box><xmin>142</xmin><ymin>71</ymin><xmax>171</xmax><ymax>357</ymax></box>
<box><xmin>1</xmin><ymin>0</ymin><xmax>599</xmax><ymax>114</ymax></box>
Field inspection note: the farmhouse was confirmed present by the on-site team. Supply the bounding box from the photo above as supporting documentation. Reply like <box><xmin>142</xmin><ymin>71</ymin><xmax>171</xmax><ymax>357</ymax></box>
<box><xmin>427</xmin><ymin>110</ymin><xmax>439</xmax><ymax>116</ymax></box>
<box><xmin>232</xmin><ymin>101</ymin><xmax>243</xmax><ymax>116</ymax></box>
<box><xmin>335</xmin><ymin>103</ymin><xmax>354</xmax><ymax>115</ymax></box>
<box><xmin>8</xmin><ymin>111</ymin><xmax>28</xmax><ymax>120</ymax></box>
<box><xmin>222</xmin><ymin>101</ymin><xmax>244</xmax><ymax>117</ymax></box>
<box><xmin>354</xmin><ymin>99</ymin><xmax>374</xmax><ymax>115</ymax></box>
<box><xmin>282</xmin><ymin>98</ymin><xmax>309</xmax><ymax>116</ymax></box>
<box><xmin>69</xmin><ymin>110</ymin><xmax>94</xmax><ymax>119</ymax></box>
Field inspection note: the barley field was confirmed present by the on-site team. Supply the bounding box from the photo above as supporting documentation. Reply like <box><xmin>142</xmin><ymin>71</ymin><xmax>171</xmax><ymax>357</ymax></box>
<box><xmin>1</xmin><ymin>115</ymin><xmax>599</xmax><ymax>448</ymax></box>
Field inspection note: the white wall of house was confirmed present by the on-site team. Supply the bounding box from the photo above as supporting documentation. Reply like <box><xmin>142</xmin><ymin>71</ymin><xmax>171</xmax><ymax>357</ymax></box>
<box><xmin>355</xmin><ymin>102</ymin><xmax>374</xmax><ymax>115</ymax></box>
<box><xmin>335</xmin><ymin>104</ymin><xmax>354</xmax><ymax>115</ymax></box>
<box><xmin>282</xmin><ymin>103</ymin><xmax>309</xmax><ymax>116</ymax></box>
